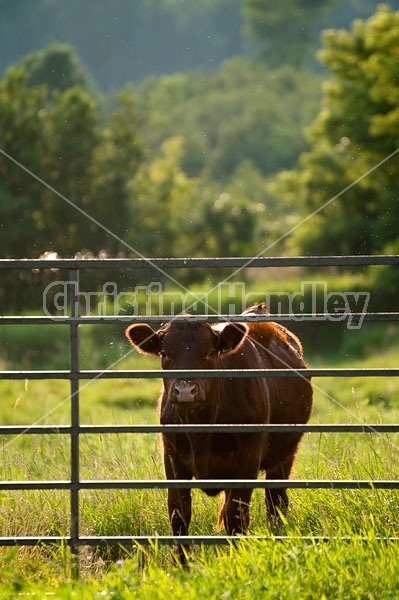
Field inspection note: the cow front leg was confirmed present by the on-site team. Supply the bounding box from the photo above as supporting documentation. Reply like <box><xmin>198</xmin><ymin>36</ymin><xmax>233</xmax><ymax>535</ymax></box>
<box><xmin>168</xmin><ymin>486</ymin><xmax>192</xmax><ymax>537</ymax></box>
<box><xmin>164</xmin><ymin>447</ymin><xmax>192</xmax><ymax>565</ymax></box>
<box><xmin>221</xmin><ymin>488</ymin><xmax>253</xmax><ymax>535</ymax></box>
<box><xmin>265</xmin><ymin>452</ymin><xmax>296</xmax><ymax>522</ymax></box>
<box><xmin>167</xmin><ymin>486</ymin><xmax>192</xmax><ymax>565</ymax></box>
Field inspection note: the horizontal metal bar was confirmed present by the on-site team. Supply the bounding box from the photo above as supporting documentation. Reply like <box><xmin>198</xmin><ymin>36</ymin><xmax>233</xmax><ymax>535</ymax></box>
<box><xmin>75</xmin><ymin>479</ymin><xmax>399</xmax><ymax>490</ymax></box>
<box><xmin>0</xmin><ymin>535</ymin><xmax>398</xmax><ymax>547</ymax></box>
<box><xmin>0</xmin><ymin>481</ymin><xmax>70</xmax><ymax>490</ymax></box>
<box><xmin>0</xmin><ymin>535</ymin><xmax>399</xmax><ymax>548</ymax></box>
<box><xmin>1</xmin><ymin>313</ymin><xmax>398</xmax><ymax>325</ymax></box>
<box><xmin>0</xmin><ymin>425</ymin><xmax>71</xmax><ymax>435</ymax></box>
<box><xmin>1</xmin><ymin>479</ymin><xmax>398</xmax><ymax>491</ymax></box>
<box><xmin>0</xmin><ymin>255</ymin><xmax>398</xmax><ymax>270</ymax></box>
<box><xmin>0</xmin><ymin>368</ymin><xmax>397</xmax><ymax>380</ymax></box>
<box><xmin>1</xmin><ymin>424</ymin><xmax>399</xmax><ymax>436</ymax></box>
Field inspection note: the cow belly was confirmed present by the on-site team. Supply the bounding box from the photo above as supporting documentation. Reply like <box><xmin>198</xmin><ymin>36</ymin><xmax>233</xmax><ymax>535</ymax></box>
<box><xmin>192</xmin><ymin>450</ymin><xmax>237</xmax><ymax>482</ymax></box>
<box><xmin>191</xmin><ymin>434</ymin><xmax>266</xmax><ymax>483</ymax></box>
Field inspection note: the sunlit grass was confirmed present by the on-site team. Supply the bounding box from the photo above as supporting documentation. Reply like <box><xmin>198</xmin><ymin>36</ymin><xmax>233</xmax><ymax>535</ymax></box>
<box><xmin>0</xmin><ymin>329</ymin><xmax>398</xmax><ymax>596</ymax></box>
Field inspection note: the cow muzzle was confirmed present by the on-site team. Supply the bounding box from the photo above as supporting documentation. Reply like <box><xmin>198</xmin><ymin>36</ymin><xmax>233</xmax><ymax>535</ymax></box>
<box><xmin>170</xmin><ymin>380</ymin><xmax>199</xmax><ymax>403</ymax></box>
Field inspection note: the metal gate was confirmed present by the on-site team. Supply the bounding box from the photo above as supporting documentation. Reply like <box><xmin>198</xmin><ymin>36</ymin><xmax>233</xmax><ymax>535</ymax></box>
<box><xmin>1</xmin><ymin>255</ymin><xmax>398</xmax><ymax>565</ymax></box>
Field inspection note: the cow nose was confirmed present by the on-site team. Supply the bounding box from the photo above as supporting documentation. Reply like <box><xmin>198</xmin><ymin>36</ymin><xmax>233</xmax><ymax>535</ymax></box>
<box><xmin>172</xmin><ymin>380</ymin><xmax>197</xmax><ymax>403</ymax></box>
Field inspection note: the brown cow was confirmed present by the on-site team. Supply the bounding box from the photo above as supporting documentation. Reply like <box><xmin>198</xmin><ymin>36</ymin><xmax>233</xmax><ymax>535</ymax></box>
<box><xmin>126</xmin><ymin>303</ymin><xmax>312</xmax><ymax>562</ymax></box>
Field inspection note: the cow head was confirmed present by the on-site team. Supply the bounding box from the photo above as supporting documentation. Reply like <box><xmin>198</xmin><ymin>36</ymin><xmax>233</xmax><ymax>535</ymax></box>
<box><xmin>125</xmin><ymin>321</ymin><xmax>248</xmax><ymax>407</ymax></box>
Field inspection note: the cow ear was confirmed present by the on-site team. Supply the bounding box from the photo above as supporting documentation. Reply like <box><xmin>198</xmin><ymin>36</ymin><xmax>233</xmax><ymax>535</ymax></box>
<box><xmin>218</xmin><ymin>323</ymin><xmax>248</xmax><ymax>354</ymax></box>
<box><xmin>125</xmin><ymin>324</ymin><xmax>161</xmax><ymax>356</ymax></box>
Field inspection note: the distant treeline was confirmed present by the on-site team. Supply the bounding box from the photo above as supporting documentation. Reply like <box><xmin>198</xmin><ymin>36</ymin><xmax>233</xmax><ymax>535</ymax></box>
<box><xmin>1</xmin><ymin>0</ymin><xmax>398</xmax><ymax>89</ymax></box>
<box><xmin>0</xmin><ymin>5</ymin><xmax>398</xmax><ymax>312</ymax></box>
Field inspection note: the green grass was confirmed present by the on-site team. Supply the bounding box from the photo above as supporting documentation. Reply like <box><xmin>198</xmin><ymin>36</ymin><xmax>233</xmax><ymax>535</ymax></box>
<box><xmin>1</xmin><ymin>269</ymin><xmax>386</xmax><ymax>373</ymax></box>
<box><xmin>2</xmin><ymin>537</ymin><xmax>399</xmax><ymax>598</ymax></box>
<box><xmin>0</xmin><ymin>330</ymin><xmax>398</xmax><ymax>597</ymax></box>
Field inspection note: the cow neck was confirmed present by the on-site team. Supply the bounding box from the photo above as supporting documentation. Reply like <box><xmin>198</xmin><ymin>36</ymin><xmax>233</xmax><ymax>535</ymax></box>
<box><xmin>175</xmin><ymin>364</ymin><xmax>223</xmax><ymax>473</ymax></box>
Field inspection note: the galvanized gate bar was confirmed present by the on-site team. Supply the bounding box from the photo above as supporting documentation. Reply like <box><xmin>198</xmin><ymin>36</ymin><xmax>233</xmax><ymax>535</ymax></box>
<box><xmin>1</xmin><ymin>479</ymin><xmax>399</xmax><ymax>491</ymax></box>
<box><xmin>2</xmin><ymin>424</ymin><xmax>399</xmax><ymax>435</ymax></box>
<box><xmin>0</xmin><ymin>255</ymin><xmax>398</xmax><ymax>269</ymax></box>
<box><xmin>1</xmin><ymin>313</ymin><xmax>399</xmax><ymax>325</ymax></box>
<box><xmin>0</xmin><ymin>368</ymin><xmax>398</xmax><ymax>379</ymax></box>
<box><xmin>0</xmin><ymin>535</ymin><xmax>398</xmax><ymax>547</ymax></box>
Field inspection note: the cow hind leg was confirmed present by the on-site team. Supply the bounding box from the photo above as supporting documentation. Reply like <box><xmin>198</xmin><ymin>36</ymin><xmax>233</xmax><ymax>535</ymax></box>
<box><xmin>265</xmin><ymin>452</ymin><xmax>296</xmax><ymax>522</ymax></box>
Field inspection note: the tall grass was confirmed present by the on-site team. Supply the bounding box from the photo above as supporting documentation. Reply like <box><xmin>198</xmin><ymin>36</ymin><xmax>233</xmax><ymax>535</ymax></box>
<box><xmin>0</xmin><ymin>323</ymin><xmax>398</xmax><ymax>596</ymax></box>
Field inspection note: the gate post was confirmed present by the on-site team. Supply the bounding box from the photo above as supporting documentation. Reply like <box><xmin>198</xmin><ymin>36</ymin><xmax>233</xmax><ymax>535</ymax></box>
<box><xmin>69</xmin><ymin>269</ymin><xmax>80</xmax><ymax>577</ymax></box>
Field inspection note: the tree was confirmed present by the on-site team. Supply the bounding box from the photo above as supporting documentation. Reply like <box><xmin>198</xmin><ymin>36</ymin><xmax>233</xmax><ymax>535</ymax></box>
<box><xmin>0</xmin><ymin>61</ymin><xmax>148</xmax><ymax>309</ymax></box>
<box><xmin>0</xmin><ymin>64</ymin><xmax>101</xmax><ymax>258</ymax></box>
<box><xmin>138</xmin><ymin>60</ymin><xmax>322</xmax><ymax>179</ymax></box>
<box><xmin>88</xmin><ymin>89</ymin><xmax>145</xmax><ymax>255</ymax></box>
<box><xmin>0</xmin><ymin>63</ymin><xmax>145</xmax><ymax>261</ymax></box>
<box><xmin>243</xmin><ymin>0</ymin><xmax>332</xmax><ymax>66</ymax></box>
<box><xmin>21</xmin><ymin>43</ymin><xmax>94</xmax><ymax>93</ymax></box>
<box><xmin>0</xmin><ymin>67</ymin><xmax>48</xmax><ymax>257</ymax></box>
<box><xmin>271</xmin><ymin>6</ymin><xmax>399</xmax><ymax>256</ymax></box>
<box><xmin>39</xmin><ymin>86</ymin><xmax>100</xmax><ymax>255</ymax></box>
<box><xmin>127</xmin><ymin>137</ymin><xmax>197</xmax><ymax>257</ymax></box>
<box><xmin>126</xmin><ymin>141</ymin><xmax>269</xmax><ymax>261</ymax></box>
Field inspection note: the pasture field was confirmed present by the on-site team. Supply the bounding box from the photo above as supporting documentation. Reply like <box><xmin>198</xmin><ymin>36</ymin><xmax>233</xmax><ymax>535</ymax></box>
<box><xmin>0</xmin><ymin>324</ymin><xmax>398</xmax><ymax>598</ymax></box>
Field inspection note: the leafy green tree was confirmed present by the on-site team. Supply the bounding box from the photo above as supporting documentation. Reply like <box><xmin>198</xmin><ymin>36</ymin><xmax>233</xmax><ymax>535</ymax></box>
<box><xmin>0</xmin><ymin>67</ymin><xmax>48</xmax><ymax>257</ymax></box>
<box><xmin>271</xmin><ymin>6</ymin><xmax>399</xmax><ymax>256</ymax></box>
<box><xmin>88</xmin><ymin>89</ymin><xmax>145</xmax><ymax>255</ymax></box>
<box><xmin>243</xmin><ymin>0</ymin><xmax>332</xmax><ymax>66</ymax></box>
<box><xmin>39</xmin><ymin>86</ymin><xmax>100</xmax><ymax>255</ymax></box>
<box><xmin>126</xmin><ymin>140</ymin><xmax>270</xmax><ymax>261</ymax></box>
<box><xmin>0</xmin><ymin>64</ymin><xmax>144</xmax><ymax>261</ymax></box>
<box><xmin>193</xmin><ymin>189</ymin><xmax>261</xmax><ymax>257</ymax></box>
<box><xmin>0</xmin><ymin>62</ymin><xmax>146</xmax><ymax>308</ymax></box>
<box><xmin>21</xmin><ymin>43</ymin><xmax>94</xmax><ymax>93</ymax></box>
<box><xmin>127</xmin><ymin>137</ymin><xmax>197</xmax><ymax>257</ymax></box>
<box><xmin>0</xmin><ymin>66</ymin><xmax>100</xmax><ymax>258</ymax></box>
<box><xmin>139</xmin><ymin>60</ymin><xmax>321</xmax><ymax>179</ymax></box>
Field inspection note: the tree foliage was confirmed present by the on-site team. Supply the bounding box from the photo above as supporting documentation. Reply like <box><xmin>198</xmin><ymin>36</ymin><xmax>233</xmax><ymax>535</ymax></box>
<box><xmin>0</xmin><ymin>5</ymin><xmax>398</xmax><ymax>312</ymax></box>
<box><xmin>1</xmin><ymin>49</ymin><xmax>320</xmax><ymax>263</ymax></box>
<box><xmin>272</xmin><ymin>5</ymin><xmax>399</xmax><ymax>255</ymax></box>
<box><xmin>20</xmin><ymin>43</ymin><xmax>94</xmax><ymax>93</ymax></box>
<box><xmin>127</xmin><ymin>137</ymin><xmax>197</xmax><ymax>257</ymax></box>
<box><xmin>0</xmin><ymin>66</ymin><xmax>143</xmax><ymax>260</ymax></box>
<box><xmin>138</xmin><ymin>60</ymin><xmax>321</xmax><ymax>179</ymax></box>
<box><xmin>89</xmin><ymin>89</ymin><xmax>145</xmax><ymax>255</ymax></box>
<box><xmin>243</xmin><ymin>0</ymin><xmax>333</xmax><ymax>66</ymax></box>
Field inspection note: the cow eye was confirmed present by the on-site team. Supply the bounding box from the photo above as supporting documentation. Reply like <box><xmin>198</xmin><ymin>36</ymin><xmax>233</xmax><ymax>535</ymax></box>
<box><xmin>207</xmin><ymin>350</ymin><xmax>217</xmax><ymax>358</ymax></box>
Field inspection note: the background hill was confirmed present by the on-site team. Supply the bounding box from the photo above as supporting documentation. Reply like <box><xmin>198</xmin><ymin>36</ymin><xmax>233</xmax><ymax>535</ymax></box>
<box><xmin>0</xmin><ymin>1</ymin><xmax>398</xmax><ymax>312</ymax></box>
<box><xmin>1</xmin><ymin>0</ymin><xmax>397</xmax><ymax>89</ymax></box>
